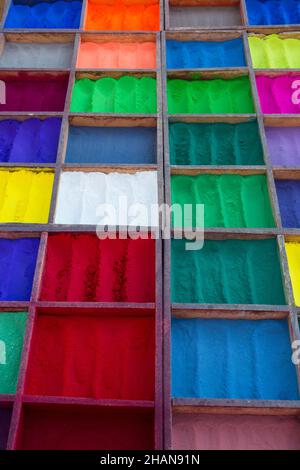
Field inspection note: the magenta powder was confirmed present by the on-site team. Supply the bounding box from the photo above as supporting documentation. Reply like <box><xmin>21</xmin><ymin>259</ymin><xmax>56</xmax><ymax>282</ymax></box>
<box><xmin>256</xmin><ymin>75</ymin><xmax>300</xmax><ymax>114</ymax></box>
<box><xmin>0</xmin><ymin>74</ymin><xmax>68</xmax><ymax>112</ymax></box>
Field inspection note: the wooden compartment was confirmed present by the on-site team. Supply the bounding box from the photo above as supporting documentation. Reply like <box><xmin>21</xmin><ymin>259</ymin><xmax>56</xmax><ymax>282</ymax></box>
<box><xmin>3</xmin><ymin>0</ymin><xmax>83</xmax><ymax>30</ymax></box>
<box><xmin>164</xmin><ymin>30</ymin><xmax>247</xmax><ymax>70</ymax></box>
<box><xmin>172</xmin><ymin>410</ymin><xmax>300</xmax><ymax>450</ymax></box>
<box><xmin>0</xmin><ymin>32</ymin><xmax>75</xmax><ymax>70</ymax></box>
<box><xmin>77</xmin><ymin>33</ymin><xmax>159</xmax><ymax>71</ymax></box>
<box><xmin>17</xmin><ymin>402</ymin><xmax>155</xmax><ymax>450</ymax></box>
<box><xmin>0</xmin><ymin>71</ymin><xmax>70</xmax><ymax>113</ymax></box>
<box><xmin>166</xmin><ymin>0</ymin><xmax>245</xmax><ymax>30</ymax></box>
<box><xmin>25</xmin><ymin>307</ymin><xmax>155</xmax><ymax>400</ymax></box>
<box><xmin>63</xmin><ymin>115</ymin><xmax>159</xmax><ymax>165</ymax></box>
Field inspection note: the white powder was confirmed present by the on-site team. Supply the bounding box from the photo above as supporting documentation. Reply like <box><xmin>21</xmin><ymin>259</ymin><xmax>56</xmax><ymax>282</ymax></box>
<box><xmin>54</xmin><ymin>171</ymin><xmax>158</xmax><ymax>227</ymax></box>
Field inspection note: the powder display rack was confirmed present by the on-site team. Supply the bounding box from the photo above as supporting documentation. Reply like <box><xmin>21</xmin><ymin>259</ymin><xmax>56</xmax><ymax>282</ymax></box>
<box><xmin>162</xmin><ymin>20</ymin><xmax>300</xmax><ymax>450</ymax></box>
<box><xmin>0</xmin><ymin>5</ymin><xmax>164</xmax><ymax>448</ymax></box>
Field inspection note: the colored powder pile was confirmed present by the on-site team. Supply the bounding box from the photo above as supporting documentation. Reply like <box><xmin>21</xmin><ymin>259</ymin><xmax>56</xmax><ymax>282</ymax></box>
<box><xmin>0</xmin><ymin>75</ymin><xmax>68</xmax><ymax>112</ymax></box>
<box><xmin>77</xmin><ymin>41</ymin><xmax>156</xmax><ymax>69</ymax></box>
<box><xmin>54</xmin><ymin>171</ymin><xmax>158</xmax><ymax>226</ymax></box>
<box><xmin>26</xmin><ymin>311</ymin><xmax>154</xmax><ymax>400</ymax></box>
<box><xmin>0</xmin><ymin>42</ymin><xmax>73</xmax><ymax>68</ymax></box>
<box><xmin>66</xmin><ymin>126</ymin><xmax>156</xmax><ymax>164</ymax></box>
<box><xmin>5</xmin><ymin>0</ymin><xmax>82</xmax><ymax>28</ymax></box>
<box><xmin>265</xmin><ymin>127</ymin><xmax>300</xmax><ymax>166</ymax></box>
<box><xmin>171</xmin><ymin>238</ymin><xmax>285</xmax><ymax>304</ymax></box>
<box><xmin>71</xmin><ymin>77</ymin><xmax>157</xmax><ymax>113</ymax></box>
<box><xmin>285</xmin><ymin>242</ymin><xmax>300</xmax><ymax>306</ymax></box>
<box><xmin>19</xmin><ymin>406</ymin><xmax>154</xmax><ymax>450</ymax></box>
<box><xmin>256</xmin><ymin>75</ymin><xmax>300</xmax><ymax>114</ymax></box>
<box><xmin>166</xmin><ymin>38</ymin><xmax>245</xmax><ymax>69</ymax></box>
<box><xmin>245</xmin><ymin>0</ymin><xmax>300</xmax><ymax>26</ymax></box>
<box><xmin>0</xmin><ymin>408</ymin><xmax>11</xmax><ymax>450</ymax></box>
<box><xmin>172</xmin><ymin>318</ymin><xmax>299</xmax><ymax>400</ymax></box>
<box><xmin>0</xmin><ymin>118</ymin><xmax>61</xmax><ymax>163</ymax></box>
<box><xmin>172</xmin><ymin>413</ymin><xmax>300</xmax><ymax>450</ymax></box>
<box><xmin>249</xmin><ymin>34</ymin><xmax>300</xmax><ymax>69</ymax></box>
<box><xmin>169</xmin><ymin>121</ymin><xmax>264</xmax><ymax>165</ymax></box>
<box><xmin>0</xmin><ymin>169</ymin><xmax>54</xmax><ymax>223</ymax></box>
<box><xmin>85</xmin><ymin>0</ymin><xmax>159</xmax><ymax>31</ymax></box>
<box><xmin>276</xmin><ymin>180</ymin><xmax>300</xmax><ymax>228</ymax></box>
<box><xmin>0</xmin><ymin>312</ymin><xmax>27</xmax><ymax>394</ymax></box>
<box><xmin>169</xmin><ymin>5</ymin><xmax>241</xmax><ymax>28</ymax></box>
<box><xmin>171</xmin><ymin>174</ymin><xmax>274</xmax><ymax>228</ymax></box>
<box><xmin>40</xmin><ymin>234</ymin><xmax>155</xmax><ymax>302</ymax></box>
<box><xmin>0</xmin><ymin>238</ymin><xmax>39</xmax><ymax>301</ymax></box>
<box><xmin>167</xmin><ymin>77</ymin><xmax>254</xmax><ymax>114</ymax></box>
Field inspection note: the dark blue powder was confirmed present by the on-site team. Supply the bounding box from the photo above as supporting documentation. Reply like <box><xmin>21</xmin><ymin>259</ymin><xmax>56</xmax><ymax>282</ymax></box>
<box><xmin>65</xmin><ymin>126</ymin><xmax>157</xmax><ymax>164</ymax></box>
<box><xmin>245</xmin><ymin>0</ymin><xmax>300</xmax><ymax>26</ymax></box>
<box><xmin>0</xmin><ymin>408</ymin><xmax>11</xmax><ymax>450</ymax></box>
<box><xmin>0</xmin><ymin>118</ymin><xmax>61</xmax><ymax>163</ymax></box>
<box><xmin>276</xmin><ymin>180</ymin><xmax>300</xmax><ymax>228</ymax></box>
<box><xmin>172</xmin><ymin>318</ymin><xmax>299</xmax><ymax>400</ymax></box>
<box><xmin>5</xmin><ymin>0</ymin><xmax>82</xmax><ymax>29</ymax></box>
<box><xmin>0</xmin><ymin>238</ymin><xmax>39</xmax><ymax>301</ymax></box>
<box><xmin>166</xmin><ymin>38</ymin><xmax>246</xmax><ymax>69</ymax></box>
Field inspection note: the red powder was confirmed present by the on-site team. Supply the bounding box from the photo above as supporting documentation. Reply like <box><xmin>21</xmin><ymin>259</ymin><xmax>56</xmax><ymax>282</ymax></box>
<box><xmin>25</xmin><ymin>309</ymin><xmax>155</xmax><ymax>400</ymax></box>
<box><xmin>0</xmin><ymin>74</ymin><xmax>68</xmax><ymax>112</ymax></box>
<box><xmin>40</xmin><ymin>234</ymin><xmax>155</xmax><ymax>302</ymax></box>
<box><xmin>18</xmin><ymin>404</ymin><xmax>154</xmax><ymax>450</ymax></box>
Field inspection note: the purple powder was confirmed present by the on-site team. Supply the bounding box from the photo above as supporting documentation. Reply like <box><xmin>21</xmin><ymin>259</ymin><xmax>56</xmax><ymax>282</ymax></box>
<box><xmin>0</xmin><ymin>118</ymin><xmax>61</xmax><ymax>163</ymax></box>
<box><xmin>276</xmin><ymin>180</ymin><xmax>300</xmax><ymax>228</ymax></box>
<box><xmin>0</xmin><ymin>408</ymin><xmax>11</xmax><ymax>449</ymax></box>
<box><xmin>265</xmin><ymin>127</ymin><xmax>300</xmax><ymax>166</ymax></box>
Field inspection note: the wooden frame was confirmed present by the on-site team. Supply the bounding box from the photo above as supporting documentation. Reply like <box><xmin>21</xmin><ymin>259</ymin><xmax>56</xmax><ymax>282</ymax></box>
<box><xmin>0</xmin><ymin>28</ymin><xmax>164</xmax><ymax>450</ymax></box>
<box><xmin>161</xmin><ymin>27</ymin><xmax>300</xmax><ymax>450</ymax></box>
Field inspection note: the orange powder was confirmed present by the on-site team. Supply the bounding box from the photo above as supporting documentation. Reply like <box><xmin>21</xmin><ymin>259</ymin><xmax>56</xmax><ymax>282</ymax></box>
<box><xmin>84</xmin><ymin>0</ymin><xmax>160</xmax><ymax>31</ymax></box>
<box><xmin>77</xmin><ymin>41</ymin><xmax>156</xmax><ymax>68</ymax></box>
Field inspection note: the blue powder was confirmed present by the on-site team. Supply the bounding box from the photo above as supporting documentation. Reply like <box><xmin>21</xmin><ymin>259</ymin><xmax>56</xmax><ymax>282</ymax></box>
<box><xmin>0</xmin><ymin>238</ymin><xmax>39</xmax><ymax>301</ymax></box>
<box><xmin>172</xmin><ymin>318</ymin><xmax>299</xmax><ymax>400</ymax></box>
<box><xmin>245</xmin><ymin>0</ymin><xmax>300</xmax><ymax>26</ymax></box>
<box><xmin>276</xmin><ymin>180</ymin><xmax>300</xmax><ymax>228</ymax></box>
<box><xmin>0</xmin><ymin>118</ymin><xmax>61</xmax><ymax>163</ymax></box>
<box><xmin>65</xmin><ymin>126</ymin><xmax>157</xmax><ymax>164</ymax></box>
<box><xmin>166</xmin><ymin>38</ymin><xmax>246</xmax><ymax>69</ymax></box>
<box><xmin>5</xmin><ymin>0</ymin><xmax>82</xmax><ymax>29</ymax></box>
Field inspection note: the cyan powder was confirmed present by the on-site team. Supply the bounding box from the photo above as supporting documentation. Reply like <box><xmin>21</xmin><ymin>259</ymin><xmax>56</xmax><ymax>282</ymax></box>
<box><xmin>169</xmin><ymin>121</ymin><xmax>264</xmax><ymax>165</ymax></box>
<box><xmin>172</xmin><ymin>318</ymin><xmax>299</xmax><ymax>400</ymax></box>
<box><xmin>166</xmin><ymin>38</ymin><xmax>246</xmax><ymax>69</ymax></box>
<box><xmin>171</xmin><ymin>238</ymin><xmax>285</xmax><ymax>304</ymax></box>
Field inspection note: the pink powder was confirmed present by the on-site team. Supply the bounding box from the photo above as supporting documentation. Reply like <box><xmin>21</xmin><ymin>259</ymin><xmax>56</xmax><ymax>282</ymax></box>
<box><xmin>256</xmin><ymin>75</ymin><xmax>300</xmax><ymax>114</ymax></box>
<box><xmin>172</xmin><ymin>413</ymin><xmax>300</xmax><ymax>450</ymax></box>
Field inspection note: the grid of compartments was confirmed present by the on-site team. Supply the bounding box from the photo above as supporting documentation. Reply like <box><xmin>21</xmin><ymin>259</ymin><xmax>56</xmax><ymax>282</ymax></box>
<box><xmin>0</xmin><ymin>0</ymin><xmax>300</xmax><ymax>451</ymax></box>
<box><xmin>162</xmin><ymin>0</ymin><xmax>300</xmax><ymax>451</ymax></box>
<box><xmin>0</xmin><ymin>0</ymin><xmax>164</xmax><ymax>450</ymax></box>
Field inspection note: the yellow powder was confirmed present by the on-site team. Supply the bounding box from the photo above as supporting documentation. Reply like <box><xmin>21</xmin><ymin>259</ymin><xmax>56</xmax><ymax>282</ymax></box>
<box><xmin>285</xmin><ymin>242</ymin><xmax>300</xmax><ymax>306</ymax></box>
<box><xmin>0</xmin><ymin>169</ymin><xmax>54</xmax><ymax>223</ymax></box>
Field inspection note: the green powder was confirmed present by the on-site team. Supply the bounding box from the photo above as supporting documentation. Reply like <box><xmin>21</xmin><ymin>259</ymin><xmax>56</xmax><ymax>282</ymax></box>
<box><xmin>249</xmin><ymin>34</ymin><xmax>300</xmax><ymax>69</ymax></box>
<box><xmin>169</xmin><ymin>121</ymin><xmax>264</xmax><ymax>165</ymax></box>
<box><xmin>171</xmin><ymin>174</ymin><xmax>275</xmax><ymax>228</ymax></box>
<box><xmin>70</xmin><ymin>76</ymin><xmax>157</xmax><ymax>113</ymax></box>
<box><xmin>0</xmin><ymin>312</ymin><xmax>27</xmax><ymax>393</ymax></box>
<box><xmin>167</xmin><ymin>76</ymin><xmax>254</xmax><ymax>114</ymax></box>
<box><xmin>171</xmin><ymin>238</ymin><xmax>285</xmax><ymax>304</ymax></box>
